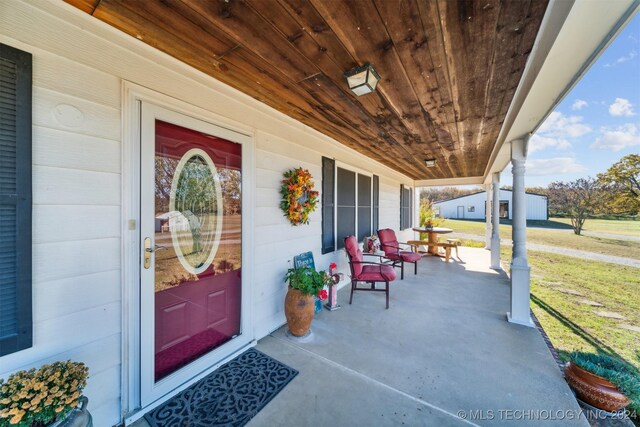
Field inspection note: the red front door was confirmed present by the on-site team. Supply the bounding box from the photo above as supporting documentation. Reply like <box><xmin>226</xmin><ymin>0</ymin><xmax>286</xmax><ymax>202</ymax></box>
<box><xmin>152</xmin><ymin>120</ymin><xmax>242</xmax><ymax>381</ymax></box>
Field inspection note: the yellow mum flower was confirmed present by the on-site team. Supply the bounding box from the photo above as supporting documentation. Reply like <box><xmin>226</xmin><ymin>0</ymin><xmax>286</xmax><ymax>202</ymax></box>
<box><xmin>9</xmin><ymin>414</ymin><xmax>22</xmax><ymax>425</ymax></box>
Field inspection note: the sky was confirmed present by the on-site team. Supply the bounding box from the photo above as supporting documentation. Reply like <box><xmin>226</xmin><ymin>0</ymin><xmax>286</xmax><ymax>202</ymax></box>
<box><xmin>501</xmin><ymin>12</ymin><xmax>640</xmax><ymax>188</ymax></box>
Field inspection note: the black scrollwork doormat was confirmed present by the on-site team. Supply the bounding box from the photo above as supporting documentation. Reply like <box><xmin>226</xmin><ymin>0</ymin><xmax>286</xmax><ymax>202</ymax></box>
<box><xmin>144</xmin><ymin>348</ymin><xmax>298</xmax><ymax>427</ymax></box>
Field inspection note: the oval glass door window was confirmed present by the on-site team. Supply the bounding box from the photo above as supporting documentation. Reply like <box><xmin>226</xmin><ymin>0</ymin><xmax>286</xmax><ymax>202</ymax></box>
<box><xmin>169</xmin><ymin>148</ymin><xmax>223</xmax><ymax>274</ymax></box>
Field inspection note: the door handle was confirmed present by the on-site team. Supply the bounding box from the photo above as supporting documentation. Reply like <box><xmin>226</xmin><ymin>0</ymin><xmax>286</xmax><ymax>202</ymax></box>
<box><xmin>144</xmin><ymin>238</ymin><xmax>166</xmax><ymax>269</ymax></box>
<box><xmin>142</xmin><ymin>237</ymin><xmax>159</xmax><ymax>269</ymax></box>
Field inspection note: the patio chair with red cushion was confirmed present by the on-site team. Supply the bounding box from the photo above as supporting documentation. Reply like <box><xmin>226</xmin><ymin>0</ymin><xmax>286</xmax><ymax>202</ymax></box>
<box><xmin>377</xmin><ymin>228</ymin><xmax>421</xmax><ymax>280</ymax></box>
<box><xmin>344</xmin><ymin>235</ymin><xmax>397</xmax><ymax>309</ymax></box>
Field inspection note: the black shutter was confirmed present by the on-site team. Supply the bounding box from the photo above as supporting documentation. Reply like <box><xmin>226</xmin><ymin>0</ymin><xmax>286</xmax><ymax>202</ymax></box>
<box><xmin>0</xmin><ymin>44</ymin><xmax>32</xmax><ymax>356</ymax></box>
<box><xmin>372</xmin><ymin>175</ymin><xmax>379</xmax><ymax>233</ymax></box>
<box><xmin>400</xmin><ymin>184</ymin><xmax>411</xmax><ymax>230</ymax></box>
<box><xmin>321</xmin><ymin>157</ymin><xmax>335</xmax><ymax>254</ymax></box>
<box><xmin>400</xmin><ymin>184</ymin><xmax>405</xmax><ymax>229</ymax></box>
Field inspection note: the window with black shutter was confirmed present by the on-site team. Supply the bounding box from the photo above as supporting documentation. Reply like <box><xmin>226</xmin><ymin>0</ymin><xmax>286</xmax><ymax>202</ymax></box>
<box><xmin>322</xmin><ymin>160</ymin><xmax>378</xmax><ymax>252</ymax></box>
<box><xmin>0</xmin><ymin>44</ymin><xmax>32</xmax><ymax>357</ymax></box>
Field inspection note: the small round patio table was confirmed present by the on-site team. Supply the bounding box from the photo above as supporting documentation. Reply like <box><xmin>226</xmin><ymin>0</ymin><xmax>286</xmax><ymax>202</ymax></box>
<box><xmin>411</xmin><ymin>227</ymin><xmax>453</xmax><ymax>256</ymax></box>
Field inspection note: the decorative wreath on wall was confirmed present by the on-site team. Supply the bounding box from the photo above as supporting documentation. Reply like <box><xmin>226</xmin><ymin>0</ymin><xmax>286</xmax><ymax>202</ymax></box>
<box><xmin>280</xmin><ymin>167</ymin><xmax>319</xmax><ymax>226</ymax></box>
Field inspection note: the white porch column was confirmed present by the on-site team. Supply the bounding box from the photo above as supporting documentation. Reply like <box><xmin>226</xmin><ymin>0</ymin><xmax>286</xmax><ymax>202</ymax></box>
<box><xmin>490</xmin><ymin>173</ymin><xmax>501</xmax><ymax>269</ymax></box>
<box><xmin>508</xmin><ymin>139</ymin><xmax>534</xmax><ymax>327</ymax></box>
<box><xmin>485</xmin><ymin>184</ymin><xmax>492</xmax><ymax>249</ymax></box>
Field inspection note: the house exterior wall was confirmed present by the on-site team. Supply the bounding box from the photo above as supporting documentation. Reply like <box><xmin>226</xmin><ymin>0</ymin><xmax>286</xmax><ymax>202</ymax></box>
<box><xmin>0</xmin><ymin>1</ymin><xmax>415</xmax><ymax>426</ymax></box>
<box><xmin>434</xmin><ymin>190</ymin><xmax>547</xmax><ymax>221</ymax></box>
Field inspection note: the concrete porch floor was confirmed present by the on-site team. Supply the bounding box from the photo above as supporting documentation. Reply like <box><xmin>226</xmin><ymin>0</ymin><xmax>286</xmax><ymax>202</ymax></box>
<box><xmin>133</xmin><ymin>246</ymin><xmax>587</xmax><ymax>426</ymax></box>
<box><xmin>249</xmin><ymin>246</ymin><xmax>587</xmax><ymax>426</ymax></box>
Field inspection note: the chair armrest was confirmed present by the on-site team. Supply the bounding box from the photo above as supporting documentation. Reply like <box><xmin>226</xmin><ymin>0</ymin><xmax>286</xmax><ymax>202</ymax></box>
<box><xmin>398</xmin><ymin>241</ymin><xmax>417</xmax><ymax>249</ymax></box>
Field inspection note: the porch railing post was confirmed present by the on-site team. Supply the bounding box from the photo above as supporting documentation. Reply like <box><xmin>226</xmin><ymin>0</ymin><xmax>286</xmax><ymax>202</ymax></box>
<box><xmin>490</xmin><ymin>173</ymin><xmax>501</xmax><ymax>269</ymax></box>
<box><xmin>508</xmin><ymin>138</ymin><xmax>534</xmax><ymax>327</ymax></box>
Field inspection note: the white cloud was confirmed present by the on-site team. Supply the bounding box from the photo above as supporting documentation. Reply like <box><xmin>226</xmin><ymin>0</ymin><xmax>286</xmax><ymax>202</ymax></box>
<box><xmin>524</xmin><ymin>158</ymin><xmax>587</xmax><ymax>176</ymax></box>
<box><xmin>604</xmin><ymin>50</ymin><xmax>637</xmax><ymax>67</ymax></box>
<box><xmin>608</xmin><ymin>98</ymin><xmax>635</xmax><ymax>117</ymax></box>
<box><xmin>572</xmin><ymin>99</ymin><xmax>588</xmax><ymax>110</ymax></box>
<box><xmin>537</xmin><ymin>111</ymin><xmax>592</xmax><ymax>139</ymax></box>
<box><xmin>528</xmin><ymin>135</ymin><xmax>572</xmax><ymax>154</ymax></box>
<box><xmin>591</xmin><ymin>123</ymin><xmax>640</xmax><ymax>151</ymax></box>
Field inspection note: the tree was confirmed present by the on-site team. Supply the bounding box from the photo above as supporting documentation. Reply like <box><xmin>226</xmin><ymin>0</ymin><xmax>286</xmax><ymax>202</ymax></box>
<box><xmin>597</xmin><ymin>154</ymin><xmax>640</xmax><ymax>215</ymax></box>
<box><xmin>420</xmin><ymin>186</ymin><xmax>483</xmax><ymax>204</ymax></box>
<box><xmin>547</xmin><ymin>178</ymin><xmax>598</xmax><ymax>235</ymax></box>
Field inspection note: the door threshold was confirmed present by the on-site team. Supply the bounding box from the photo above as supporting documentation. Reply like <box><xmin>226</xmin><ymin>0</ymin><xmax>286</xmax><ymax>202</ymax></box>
<box><xmin>123</xmin><ymin>340</ymin><xmax>257</xmax><ymax>426</ymax></box>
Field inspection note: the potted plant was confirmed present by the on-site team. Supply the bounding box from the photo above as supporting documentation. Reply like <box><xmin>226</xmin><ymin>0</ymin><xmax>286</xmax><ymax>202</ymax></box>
<box><xmin>284</xmin><ymin>265</ymin><xmax>330</xmax><ymax>337</ymax></box>
<box><xmin>0</xmin><ymin>360</ymin><xmax>92</xmax><ymax>427</ymax></box>
<box><xmin>419</xmin><ymin>200</ymin><xmax>443</xmax><ymax>237</ymax></box>
<box><xmin>564</xmin><ymin>351</ymin><xmax>640</xmax><ymax>414</ymax></box>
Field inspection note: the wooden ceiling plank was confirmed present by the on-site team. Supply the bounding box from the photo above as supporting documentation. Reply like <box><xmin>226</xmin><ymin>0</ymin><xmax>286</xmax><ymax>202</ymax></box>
<box><xmin>309</xmin><ymin>0</ymin><xmax>449</xmax><ymax>177</ymax></box>
<box><xmin>435</xmin><ymin>0</ymin><xmax>503</xmax><ymax>176</ymax></box>
<box><xmin>247</xmin><ymin>0</ymin><xmax>435</xmax><ymax>177</ymax></box>
<box><xmin>473</xmin><ymin>0</ymin><xmax>541</xmax><ymax>170</ymax></box>
<box><xmin>372</xmin><ymin>0</ymin><xmax>457</xmax><ymax>178</ymax></box>
<box><xmin>300</xmin><ymin>75</ymin><xmax>429</xmax><ymax>178</ymax></box>
<box><xmin>65</xmin><ymin>0</ymin><xmax>549</xmax><ymax>181</ymax></box>
<box><xmin>277</xmin><ymin>0</ymin><xmax>359</xmax><ymax>71</ymax></box>
<box><xmin>165</xmin><ymin>2</ymin><xmax>416</xmax><ymax>170</ymax></box>
<box><xmin>415</xmin><ymin>0</ymin><xmax>464</xmax><ymax>174</ymax></box>
<box><xmin>94</xmin><ymin>0</ymin><xmax>315</xmax><ymax>118</ymax></box>
<box><xmin>94</xmin><ymin>0</ymin><xmax>349</xmax><ymax>142</ymax></box>
<box><xmin>175</xmin><ymin>0</ymin><xmax>319</xmax><ymax>84</ymax></box>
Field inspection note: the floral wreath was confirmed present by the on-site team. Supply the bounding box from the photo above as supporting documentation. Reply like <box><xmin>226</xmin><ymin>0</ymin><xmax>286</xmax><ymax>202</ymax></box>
<box><xmin>280</xmin><ymin>167</ymin><xmax>319</xmax><ymax>226</ymax></box>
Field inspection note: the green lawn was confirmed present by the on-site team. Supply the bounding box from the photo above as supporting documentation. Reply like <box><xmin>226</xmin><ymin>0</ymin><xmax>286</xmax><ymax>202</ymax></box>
<box><xmin>441</xmin><ymin>218</ymin><xmax>640</xmax><ymax>260</ymax></box>
<box><xmin>501</xmin><ymin>248</ymin><xmax>640</xmax><ymax>371</ymax></box>
<box><xmin>553</xmin><ymin>217</ymin><xmax>640</xmax><ymax>237</ymax></box>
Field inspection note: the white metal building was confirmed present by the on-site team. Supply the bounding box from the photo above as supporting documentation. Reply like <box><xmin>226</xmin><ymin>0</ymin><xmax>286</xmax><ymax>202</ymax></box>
<box><xmin>434</xmin><ymin>190</ymin><xmax>548</xmax><ymax>221</ymax></box>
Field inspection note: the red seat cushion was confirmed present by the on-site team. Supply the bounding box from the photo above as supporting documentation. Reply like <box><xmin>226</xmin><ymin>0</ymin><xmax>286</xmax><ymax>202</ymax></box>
<box><xmin>355</xmin><ymin>265</ymin><xmax>397</xmax><ymax>282</ymax></box>
<box><xmin>399</xmin><ymin>251</ymin><xmax>421</xmax><ymax>262</ymax></box>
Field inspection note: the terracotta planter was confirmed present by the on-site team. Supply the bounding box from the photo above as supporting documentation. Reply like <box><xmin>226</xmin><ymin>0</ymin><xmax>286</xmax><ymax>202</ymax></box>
<box><xmin>284</xmin><ymin>287</ymin><xmax>315</xmax><ymax>337</ymax></box>
<box><xmin>564</xmin><ymin>361</ymin><xmax>630</xmax><ymax>412</ymax></box>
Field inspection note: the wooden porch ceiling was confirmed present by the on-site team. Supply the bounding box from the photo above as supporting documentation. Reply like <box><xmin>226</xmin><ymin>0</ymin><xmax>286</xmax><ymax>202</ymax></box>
<box><xmin>66</xmin><ymin>0</ymin><xmax>548</xmax><ymax>180</ymax></box>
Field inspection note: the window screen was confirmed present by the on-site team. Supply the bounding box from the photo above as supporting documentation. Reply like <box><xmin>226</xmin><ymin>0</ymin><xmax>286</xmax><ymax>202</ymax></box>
<box><xmin>336</xmin><ymin>168</ymin><xmax>356</xmax><ymax>249</ymax></box>
<box><xmin>357</xmin><ymin>174</ymin><xmax>371</xmax><ymax>241</ymax></box>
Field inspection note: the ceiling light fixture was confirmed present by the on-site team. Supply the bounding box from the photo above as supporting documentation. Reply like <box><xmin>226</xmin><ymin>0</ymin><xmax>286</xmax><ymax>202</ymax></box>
<box><xmin>344</xmin><ymin>64</ymin><xmax>380</xmax><ymax>96</ymax></box>
<box><xmin>425</xmin><ymin>159</ymin><xmax>437</xmax><ymax>167</ymax></box>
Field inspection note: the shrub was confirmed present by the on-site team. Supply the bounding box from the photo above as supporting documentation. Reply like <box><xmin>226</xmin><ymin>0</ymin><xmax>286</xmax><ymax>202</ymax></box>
<box><xmin>0</xmin><ymin>361</ymin><xmax>88</xmax><ymax>427</ymax></box>
<box><xmin>285</xmin><ymin>266</ymin><xmax>328</xmax><ymax>296</ymax></box>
